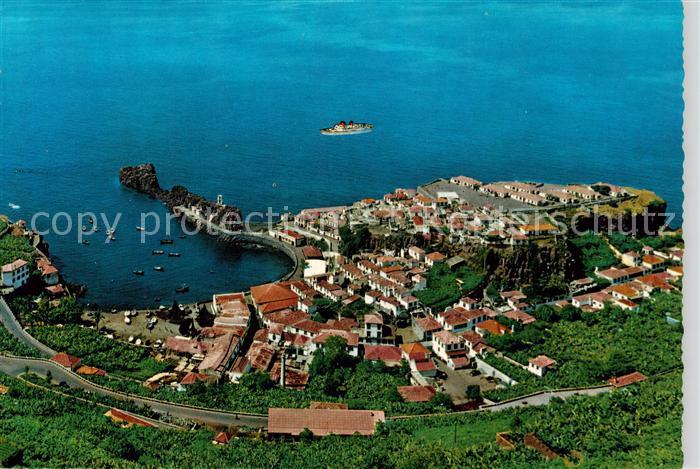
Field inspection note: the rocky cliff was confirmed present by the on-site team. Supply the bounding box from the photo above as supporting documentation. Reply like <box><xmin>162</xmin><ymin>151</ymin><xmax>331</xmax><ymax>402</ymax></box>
<box><xmin>119</xmin><ymin>163</ymin><xmax>243</xmax><ymax>230</ymax></box>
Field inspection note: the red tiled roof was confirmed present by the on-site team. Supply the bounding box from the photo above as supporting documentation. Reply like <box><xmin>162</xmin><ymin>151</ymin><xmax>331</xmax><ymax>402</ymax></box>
<box><xmin>416</xmin><ymin>316</ymin><xmax>442</xmax><ymax>332</ymax></box>
<box><xmin>363</xmin><ymin>345</ymin><xmax>402</xmax><ymax>363</ymax></box>
<box><xmin>180</xmin><ymin>372</ymin><xmax>210</xmax><ymax>385</ymax></box>
<box><xmin>608</xmin><ymin>371</ymin><xmax>647</xmax><ymax>388</ymax></box>
<box><xmin>250</xmin><ymin>282</ymin><xmax>298</xmax><ymax>305</ymax></box>
<box><xmin>268</xmin><ymin>408</ymin><xmax>385</xmax><ymax>437</ymax></box>
<box><xmin>302</xmin><ymin>245</ymin><xmax>323</xmax><ymax>259</ymax></box>
<box><xmin>529</xmin><ymin>355</ymin><xmax>556</xmax><ymax>368</ymax></box>
<box><xmin>259</xmin><ymin>298</ymin><xmax>300</xmax><ymax>314</ymax></box>
<box><xmin>475</xmin><ymin>320</ymin><xmax>511</xmax><ymax>336</ymax></box>
<box><xmin>51</xmin><ymin>352</ymin><xmax>81</xmax><ymax>368</ymax></box>
<box><xmin>414</xmin><ymin>360</ymin><xmax>437</xmax><ymax>372</ymax></box>
<box><xmin>265</xmin><ymin>309</ymin><xmax>310</xmax><ymax>326</ymax></box>
<box><xmin>401</xmin><ymin>342</ymin><xmax>430</xmax><ymax>361</ymax></box>
<box><xmin>2</xmin><ymin>259</ymin><xmax>28</xmax><ymax>273</ymax></box>
<box><xmin>213</xmin><ymin>431</ymin><xmax>233</xmax><ymax>444</ymax></box>
<box><xmin>313</xmin><ymin>330</ymin><xmax>359</xmax><ymax>347</ymax></box>
<box><xmin>364</xmin><ymin>314</ymin><xmax>383</xmax><ymax>325</ymax></box>
<box><xmin>397</xmin><ymin>385</ymin><xmax>436</xmax><ymax>402</ymax></box>
<box><xmin>104</xmin><ymin>408</ymin><xmax>154</xmax><ymax>428</ymax></box>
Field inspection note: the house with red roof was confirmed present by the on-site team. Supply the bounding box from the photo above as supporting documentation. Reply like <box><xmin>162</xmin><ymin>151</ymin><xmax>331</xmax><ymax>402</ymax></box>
<box><xmin>104</xmin><ymin>408</ymin><xmax>154</xmax><ymax>428</ymax></box>
<box><xmin>527</xmin><ymin>355</ymin><xmax>557</xmax><ymax>377</ymax></box>
<box><xmin>363</xmin><ymin>345</ymin><xmax>402</xmax><ymax>367</ymax></box>
<box><xmin>250</xmin><ymin>281</ymin><xmax>299</xmax><ymax>315</ymax></box>
<box><xmin>268</xmin><ymin>408</ymin><xmax>385</xmax><ymax>438</ymax></box>
<box><xmin>608</xmin><ymin>371</ymin><xmax>647</xmax><ymax>388</ymax></box>
<box><xmin>432</xmin><ymin>330</ymin><xmax>466</xmax><ymax>363</ymax></box>
<box><xmin>50</xmin><ymin>352</ymin><xmax>81</xmax><ymax>370</ymax></box>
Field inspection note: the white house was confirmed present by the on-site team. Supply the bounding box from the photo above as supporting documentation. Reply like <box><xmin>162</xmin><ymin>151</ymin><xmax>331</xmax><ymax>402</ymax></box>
<box><xmin>1</xmin><ymin>259</ymin><xmax>29</xmax><ymax>289</ymax></box>
<box><xmin>364</xmin><ymin>314</ymin><xmax>383</xmax><ymax>341</ymax></box>
<box><xmin>527</xmin><ymin>355</ymin><xmax>557</xmax><ymax>377</ymax></box>
<box><xmin>432</xmin><ymin>330</ymin><xmax>466</xmax><ymax>363</ymax></box>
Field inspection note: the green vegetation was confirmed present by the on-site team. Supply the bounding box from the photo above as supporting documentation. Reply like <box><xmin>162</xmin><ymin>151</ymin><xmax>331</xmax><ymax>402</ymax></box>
<box><xmin>483</xmin><ymin>293</ymin><xmax>682</xmax><ymax>401</ymax></box>
<box><xmin>12</xmin><ymin>297</ymin><xmax>84</xmax><ymax>326</ymax></box>
<box><xmin>414</xmin><ymin>263</ymin><xmax>484</xmax><ymax>311</ymax></box>
<box><xmin>308</xmin><ymin>237</ymin><xmax>329</xmax><ymax>252</ymax></box>
<box><xmin>0</xmin><ymin>233</ymin><xmax>35</xmax><ymax>267</ymax></box>
<box><xmin>30</xmin><ymin>325</ymin><xmax>169</xmax><ymax>380</ymax></box>
<box><xmin>77</xmin><ymin>336</ymin><xmax>449</xmax><ymax>416</ymax></box>
<box><xmin>0</xmin><ymin>367</ymin><xmax>681</xmax><ymax>467</ymax></box>
<box><xmin>313</xmin><ymin>297</ymin><xmax>372</xmax><ymax>322</ymax></box>
<box><xmin>0</xmin><ymin>326</ymin><xmax>41</xmax><ymax>358</ymax></box>
<box><xmin>596</xmin><ymin>188</ymin><xmax>665</xmax><ymax>217</ymax></box>
<box><xmin>570</xmin><ymin>232</ymin><xmax>617</xmax><ymax>275</ymax></box>
<box><xmin>0</xmin><ymin>218</ymin><xmax>8</xmax><ymax>233</ymax></box>
<box><xmin>339</xmin><ymin>225</ymin><xmax>371</xmax><ymax>257</ymax></box>
<box><xmin>607</xmin><ymin>232</ymin><xmax>684</xmax><ymax>253</ymax></box>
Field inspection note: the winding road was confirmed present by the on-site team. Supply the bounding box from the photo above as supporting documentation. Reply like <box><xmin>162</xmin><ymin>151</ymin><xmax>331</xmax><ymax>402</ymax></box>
<box><xmin>2</xmin><ymin>295</ymin><xmax>614</xmax><ymax>429</ymax></box>
<box><xmin>0</xmin><ymin>354</ymin><xmax>268</xmax><ymax>428</ymax></box>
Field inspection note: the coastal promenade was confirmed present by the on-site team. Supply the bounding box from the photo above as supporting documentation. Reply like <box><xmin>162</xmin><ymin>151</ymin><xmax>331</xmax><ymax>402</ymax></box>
<box><xmin>174</xmin><ymin>206</ymin><xmax>304</xmax><ymax>280</ymax></box>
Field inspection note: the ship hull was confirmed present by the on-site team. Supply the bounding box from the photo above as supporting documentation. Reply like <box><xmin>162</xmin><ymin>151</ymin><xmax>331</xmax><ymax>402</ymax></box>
<box><xmin>320</xmin><ymin>128</ymin><xmax>373</xmax><ymax>135</ymax></box>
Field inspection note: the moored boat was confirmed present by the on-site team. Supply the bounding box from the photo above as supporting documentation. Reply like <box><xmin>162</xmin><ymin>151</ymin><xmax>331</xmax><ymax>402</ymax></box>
<box><xmin>133</xmin><ymin>270</ymin><xmax>144</xmax><ymax>276</ymax></box>
<box><xmin>153</xmin><ymin>266</ymin><xmax>164</xmax><ymax>272</ymax></box>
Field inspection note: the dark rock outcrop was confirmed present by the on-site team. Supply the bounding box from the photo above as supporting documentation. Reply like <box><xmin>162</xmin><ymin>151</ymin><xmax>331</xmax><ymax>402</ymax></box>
<box><xmin>119</xmin><ymin>163</ymin><xmax>243</xmax><ymax>230</ymax></box>
<box><xmin>119</xmin><ymin>163</ymin><xmax>164</xmax><ymax>197</ymax></box>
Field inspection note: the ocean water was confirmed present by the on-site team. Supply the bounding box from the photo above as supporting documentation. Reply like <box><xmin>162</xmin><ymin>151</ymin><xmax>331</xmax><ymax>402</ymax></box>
<box><xmin>0</xmin><ymin>2</ymin><xmax>684</xmax><ymax>307</ymax></box>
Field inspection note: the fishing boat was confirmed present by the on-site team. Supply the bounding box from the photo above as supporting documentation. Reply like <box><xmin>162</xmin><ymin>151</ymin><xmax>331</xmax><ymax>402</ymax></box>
<box><xmin>160</xmin><ymin>238</ymin><xmax>174</xmax><ymax>245</ymax></box>
<box><xmin>136</xmin><ymin>226</ymin><xmax>145</xmax><ymax>232</ymax></box>
<box><xmin>8</xmin><ymin>203</ymin><xmax>20</xmax><ymax>210</ymax></box>
<box><xmin>152</xmin><ymin>250</ymin><xmax>165</xmax><ymax>255</ymax></box>
<box><xmin>82</xmin><ymin>240</ymin><xmax>90</xmax><ymax>245</ymax></box>
<box><xmin>133</xmin><ymin>270</ymin><xmax>144</xmax><ymax>276</ymax></box>
<box><xmin>175</xmin><ymin>285</ymin><xmax>189</xmax><ymax>293</ymax></box>
<box><xmin>168</xmin><ymin>252</ymin><xmax>181</xmax><ymax>257</ymax></box>
<box><xmin>153</xmin><ymin>266</ymin><xmax>164</xmax><ymax>272</ymax></box>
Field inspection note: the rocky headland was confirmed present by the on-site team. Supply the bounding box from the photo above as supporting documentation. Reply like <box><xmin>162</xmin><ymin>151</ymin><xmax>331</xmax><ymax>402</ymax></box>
<box><xmin>119</xmin><ymin>163</ymin><xmax>243</xmax><ymax>230</ymax></box>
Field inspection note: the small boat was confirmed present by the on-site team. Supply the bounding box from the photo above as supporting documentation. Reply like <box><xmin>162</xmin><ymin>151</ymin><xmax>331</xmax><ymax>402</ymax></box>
<box><xmin>154</xmin><ymin>297</ymin><xmax>161</xmax><ymax>302</ymax></box>
<box><xmin>153</xmin><ymin>266</ymin><xmax>164</xmax><ymax>272</ymax></box>
<box><xmin>133</xmin><ymin>270</ymin><xmax>144</xmax><ymax>276</ymax></box>
<box><xmin>88</xmin><ymin>218</ymin><xmax>94</xmax><ymax>225</ymax></box>
<box><xmin>168</xmin><ymin>252</ymin><xmax>181</xmax><ymax>257</ymax></box>
<box><xmin>82</xmin><ymin>225</ymin><xmax>88</xmax><ymax>232</ymax></box>
<box><xmin>160</xmin><ymin>238</ymin><xmax>174</xmax><ymax>245</ymax></box>
<box><xmin>8</xmin><ymin>203</ymin><xmax>20</xmax><ymax>210</ymax></box>
<box><xmin>152</xmin><ymin>250</ymin><xmax>165</xmax><ymax>255</ymax></box>
<box><xmin>178</xmin><ymin>235</ymin><xmax>186</xmax><ymax>239</ymax></box>
<box><xmin>136</xmin><ymin>226</ymin><xmax>145</xmax><ymax>232</ymax></box>
<box><xmin>82</xmin><ymin>240</ymin><xmax>90</xmax><ymax>245</ymax></box>
<box><xmin>175</xmin><ymin>285</ymin><xmax>189</xmax><ymax>293</ymax></box>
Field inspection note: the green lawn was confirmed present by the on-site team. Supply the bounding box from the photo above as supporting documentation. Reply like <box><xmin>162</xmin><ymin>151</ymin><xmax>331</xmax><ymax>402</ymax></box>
<box><xmin>570</xmin><ymin>233</ymin><xmax>617</xmax><ymax>275</ymax></box>
<box><xmin>411</xmin><ymin>412</ymin><xmax>516</xmax><ymax>449</ymax></box>
<box><xmin>415</xmin><ymin>263</ymin><xmax>484</xmax><ymax>311</ymax></box>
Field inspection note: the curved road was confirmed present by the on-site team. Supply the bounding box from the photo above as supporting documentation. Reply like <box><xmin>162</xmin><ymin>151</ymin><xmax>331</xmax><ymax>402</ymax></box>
<box><xmin>0</xmin><ymin>297</ymin><xmax>57</xmax><ymax>357</ymax></box>
<box><xmin>0</xmin><ymin>355</ymin><xmax>267</xmax><ymax>428</ymax></box>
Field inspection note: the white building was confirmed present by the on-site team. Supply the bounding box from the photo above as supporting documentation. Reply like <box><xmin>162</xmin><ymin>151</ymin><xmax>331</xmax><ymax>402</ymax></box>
<box><xmin>527</xmin><ymin>355</ymin><xmax>557</xmax><ymax>377</ymax></box>
<box><xmin>1</xmin><ymin>259</ymin><xmax>29</xmax><ymax>289</ymax></box>
<box><xmin>432</xmin><ymin>330</ymin><xmax>466</xmax><ymax>363</ymax></box>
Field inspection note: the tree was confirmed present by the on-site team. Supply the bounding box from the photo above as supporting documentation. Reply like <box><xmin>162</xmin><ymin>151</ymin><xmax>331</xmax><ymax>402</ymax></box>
<box><xmin>466</xmin><ymin>384</ymin><xmax>481</xmax><ymax>401</ymax></box>
<box><xmin>90</xmin><ymin>309</ymin><xmax>102</xmax><ymax>330</ymax></box>
<box><xmin>299</xmin><ymin>428</ymin><xmax>314</xmax><ymax>441</ymax></box>
<box><xmin>429</xmin><ymin>392</ymin><xmax>453</xmax><ymax>411</ymax></box>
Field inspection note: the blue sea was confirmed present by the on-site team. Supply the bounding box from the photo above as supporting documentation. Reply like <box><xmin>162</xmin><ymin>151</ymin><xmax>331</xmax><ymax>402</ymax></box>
<box><xmin>0</xmin><ymin>2</ymin><xmax>684</xmax><ymax>307</ymax></box>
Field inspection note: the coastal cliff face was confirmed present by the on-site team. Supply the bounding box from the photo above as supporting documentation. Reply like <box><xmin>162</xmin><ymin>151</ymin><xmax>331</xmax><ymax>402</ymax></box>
<box><xmin>119</xmin><ymin>163</ymin><xmax>243</xmax><ymax>229</ymax></box>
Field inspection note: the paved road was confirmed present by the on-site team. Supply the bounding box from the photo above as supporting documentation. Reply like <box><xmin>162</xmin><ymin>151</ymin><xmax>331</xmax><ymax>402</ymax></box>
<box><xmin>481</xmin><ymin>386</ymin><xmax>612</xmax><ymax>411</ymax></box>
<box><xmin>0</xmin><ymin>297</ymin><xmax>57</xmax><ymax>357</ymax></box>
<box><xmin>0</xmin><ymin>355</ymin><xmax>268</xmax><ymax>428</ymax></box>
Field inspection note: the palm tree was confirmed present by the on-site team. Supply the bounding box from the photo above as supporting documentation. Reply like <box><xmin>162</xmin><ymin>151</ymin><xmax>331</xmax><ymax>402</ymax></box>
<box><xmin>90</xmin><ymin>309</ymin><xmax>102</xmax><ymax>331</ymax></box>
